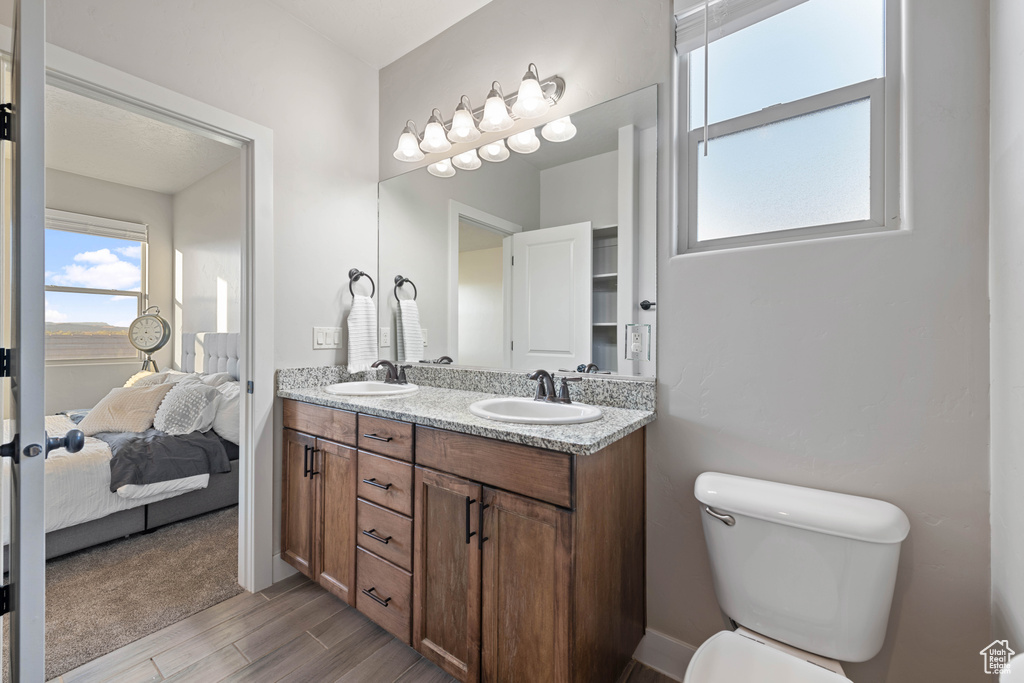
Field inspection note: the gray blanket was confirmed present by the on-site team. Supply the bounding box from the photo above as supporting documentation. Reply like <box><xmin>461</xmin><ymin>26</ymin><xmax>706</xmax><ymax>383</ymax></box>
<box><xmin>96</xmin><ymin>429</ymin><xmax>231</xmax><ymax>492</ymax></box>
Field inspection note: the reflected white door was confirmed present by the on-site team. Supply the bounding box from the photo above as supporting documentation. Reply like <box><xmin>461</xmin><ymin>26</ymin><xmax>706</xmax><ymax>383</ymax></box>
<box><xmin>7</xmin><ymin>0</ymin><xmax>48</xmax><ymax>679</ymax></box>
<box><xmin>511</xmin><ymin>222</ymin><xmax>591</xmax><ymax>371</ymax></box>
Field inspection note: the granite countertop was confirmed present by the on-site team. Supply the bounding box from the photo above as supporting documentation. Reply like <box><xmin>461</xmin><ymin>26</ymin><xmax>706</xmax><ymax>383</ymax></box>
<box><xmin>277</xmin><ymin>385</ymin><xmax>655</xmax><ymax>457</ymax></box>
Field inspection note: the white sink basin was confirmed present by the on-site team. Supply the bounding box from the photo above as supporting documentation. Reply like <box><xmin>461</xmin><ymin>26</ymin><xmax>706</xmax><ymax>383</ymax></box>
<box><xmin>324</xmin><ymin>381</ymin><xmax>418</xmax><ymax>397</ymax></box>
<box><xmin>469</xmin><ymin>397</ymin><xmax>603</xmax><ymax>425</ymax></box>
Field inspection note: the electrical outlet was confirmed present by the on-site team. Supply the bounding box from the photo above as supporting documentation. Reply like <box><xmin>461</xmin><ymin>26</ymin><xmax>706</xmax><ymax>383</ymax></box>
<box><xmin>421</xmin><ymin>328</ymin><xmax>429</xmax><ymax>346</ymax></box>
<box><xmin>380</xmin><ymin>327</ymin><xmax>391</xmax><ymax>347</ymax></box>
<box><xmin>313</xmin><ymin>326</ymin><xmax>342</xmax><ymax>349</ymax></box>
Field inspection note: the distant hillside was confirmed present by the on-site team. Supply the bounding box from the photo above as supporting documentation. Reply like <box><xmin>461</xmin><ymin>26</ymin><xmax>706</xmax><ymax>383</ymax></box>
<box><xmin>46</xmin><ymin>322</ymin><xmax>127</xmax><ymax>334</ymax></box>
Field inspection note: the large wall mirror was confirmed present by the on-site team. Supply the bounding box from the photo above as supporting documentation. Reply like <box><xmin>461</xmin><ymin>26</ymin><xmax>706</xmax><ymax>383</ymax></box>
<box><xmin>378</xmin><ymin>85</ymin><xmax>657</xmax><ymax>378</ymax></box>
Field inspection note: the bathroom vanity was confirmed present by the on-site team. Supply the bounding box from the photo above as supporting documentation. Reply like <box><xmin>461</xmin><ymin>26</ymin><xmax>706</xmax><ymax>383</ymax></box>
<box><xmin>278</xmin><ymin>383</ymin><xmax>653</xmax><ymax>683</ymax></box>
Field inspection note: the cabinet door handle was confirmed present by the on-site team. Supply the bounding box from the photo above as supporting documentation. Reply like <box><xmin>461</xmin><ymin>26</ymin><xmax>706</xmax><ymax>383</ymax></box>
<box><xmin>303</xmin><ymin>445</ymin><xmax>311</xmax><ymax>478</ymax></box>
<box><xmin>361</xmin><ymin>528</ymin><xmax>392</xmax><ymax>545</ymax></box>
<box><xmin>362</xmin><ymin>478</ymin><xmax>392</xmax><ymax>490</ymax></box>
<box><xmin>465</xmin><ymin>496</ymin><xmax>477</xmax><ymax>545</ymax></box>
<box><xmin>362</xmin><ymin>433</ymin><xmax>393</xmax><ymax>443</ymax></box>
<box><xmin>478</xmin><ymin>502</ymin><xmax>489</xmax><ymax>549</ymax></box>
<box><xmin>361</xmin><ymin>587</ymin><xmax>392</xmax><ymax>608</ymax></box>
<box><xmin>309</xmin><ymin>448</ymin><xmax>320</xmax><ymax>477</ymax></box>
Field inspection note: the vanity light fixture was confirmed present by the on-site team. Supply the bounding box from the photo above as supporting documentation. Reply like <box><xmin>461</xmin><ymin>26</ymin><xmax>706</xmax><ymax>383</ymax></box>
<box><xmin>427</xmin><ymin>158</ymin><xmax>456</xmax><ymax>178</ymax></box>
<box><xmin>507</xmin><ymin>127</ymin><xmax>541</xmax><ymax>154</ymax></box>
<box><xmin>478</xmin><ymin>139</ymin><xmax>510</xmax><ymax>163</ymax></box>
<box><xmin>541</xmin><ymin>115</ymin><xmax>577</xmax><ymax>142</ymax></box>
<box><xmin>392</xmin><ymin>120</ymin><xmax>425</xmax><ymax>162</ymax></box>
<box><xmin>511</xmin><ymin>64</ymin><xmax>550</xmax><ymax>119</ymax></box>
<box><xmin>420</xmin><ymin>108</ymin><xmax>452</xmax><ymax>154</ymax></box>
<box><xmin>480</xmin><ymin>82</ymin><xmax>515</xmax><ymax>133</ymax></box>
<box><xmin>448</xmin><ymin>96</ymin><xmax>482</xmax><ymax>143</ymax></box>
<box><xmin>452</xmin><ymin>148</ymin><xmax>482</xmax><ymax>170</ymax></box>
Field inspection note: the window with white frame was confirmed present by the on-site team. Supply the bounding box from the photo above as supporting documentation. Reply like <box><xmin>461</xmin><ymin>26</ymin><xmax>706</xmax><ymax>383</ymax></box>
<box><xmin>675</xmin><ymin>0</ymin><xmax>899</xmax><ymax>251</ymax></box>
<box><xmin>44</xmin><ymin>210</ymin><xmax>149</xmax><ymax>362</ymax></box>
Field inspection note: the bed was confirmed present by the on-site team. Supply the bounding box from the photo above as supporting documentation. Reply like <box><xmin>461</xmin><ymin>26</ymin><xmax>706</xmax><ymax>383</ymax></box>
<box><xmin>3</xmin><ymin>332</ymin><xmax>242</xmax><ymax>563</ymax></box>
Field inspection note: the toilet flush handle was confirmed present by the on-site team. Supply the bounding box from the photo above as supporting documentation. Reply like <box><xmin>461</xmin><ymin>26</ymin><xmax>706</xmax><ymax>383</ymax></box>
<box><xmin>704</xmin><ymin>505</ymin><xmax>736</xmax><ymax>526</ymax></box>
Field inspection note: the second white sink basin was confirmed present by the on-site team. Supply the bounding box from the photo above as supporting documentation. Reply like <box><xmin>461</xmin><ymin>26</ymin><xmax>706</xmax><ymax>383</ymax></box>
<box><xmin>469</xmin><ymin>397</ymin><xmax>603</xmax><ymax>425</ymax></box>
<box><xmin>324</xmin><ymin>381</ymin><xmax>418</xmax><ymax>397</ymax></box>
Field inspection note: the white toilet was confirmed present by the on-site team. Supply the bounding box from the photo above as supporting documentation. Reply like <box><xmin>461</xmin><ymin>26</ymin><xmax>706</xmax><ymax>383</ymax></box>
<box><xmin>686</xmin><ymin>472</ymin><xmax>911</xmax><ymax>682</ymax></box>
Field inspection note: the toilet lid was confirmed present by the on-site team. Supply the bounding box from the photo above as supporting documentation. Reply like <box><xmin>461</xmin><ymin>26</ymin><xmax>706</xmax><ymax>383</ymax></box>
<box><xmin>684</xmin><ymin>631</ymin><xmax>851</xmax><ymax>683</ymax></box>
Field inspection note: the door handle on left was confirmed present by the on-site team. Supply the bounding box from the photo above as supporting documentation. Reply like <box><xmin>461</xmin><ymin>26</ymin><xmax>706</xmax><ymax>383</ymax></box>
<box><xmin>46</xmin><ymin>429</ymin><xmax>84</xmax><ymax>456</ymax></box>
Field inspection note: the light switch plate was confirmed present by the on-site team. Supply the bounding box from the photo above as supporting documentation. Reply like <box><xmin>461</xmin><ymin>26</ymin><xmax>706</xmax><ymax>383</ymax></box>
<box><xmin>380</xmin><ymin>327</ymin><xmax>391</xmax><ymax>348</ymax></box>
<box><xmin>313</xmin><ymin>326</ymin><xmax>342</xmax><ymax>350</ymax></box>
<box><xmin>421</xmin><ymin>328</ymin><xmax>429</xmax><ymax>346</ymax></box>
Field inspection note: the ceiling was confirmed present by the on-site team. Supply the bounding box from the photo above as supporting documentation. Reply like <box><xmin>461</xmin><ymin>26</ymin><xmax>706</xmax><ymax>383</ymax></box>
<box><xmin>267</xmin><ymin>0</ymin><xmax>496</xmax><ymax>69</ymax></box>
<box><xmin>46</xmin><ymin>86</ymin><xmax>240</xmax><ymax>195</ymax></box>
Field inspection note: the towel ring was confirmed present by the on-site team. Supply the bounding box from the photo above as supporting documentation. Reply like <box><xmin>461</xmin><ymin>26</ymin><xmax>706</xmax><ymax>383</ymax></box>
<box><xmin>394</xmin><ymin>275</ymin><xmax>418</xmax><ymax>301</ymax></box>
<box><xmin>348</xmin><ymin>268</ymin><xmax>375</xmax><ymax>298</ymax></box>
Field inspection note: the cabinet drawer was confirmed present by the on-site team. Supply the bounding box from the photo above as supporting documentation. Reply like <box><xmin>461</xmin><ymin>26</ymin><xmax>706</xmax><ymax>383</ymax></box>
<box><xmin>416</xmin><ymin>426</ymin><xmax>573</xmax><ymax>508</ymax></box>
<box><xmin>356</xmin><ymin>499</ymin><xmax>413</xmax><ymax>571</ymax></box>
<box><xmin>358</xmin><ymin>452</ymin><xmax>414</xmax><ymax>517</ymax></box>
<box><xmin>356</xmin><ymin>548</ymin><xmax>412</xmax><ymax>644</ymax></box>
<box><xmin>283</xmin><ymin>400</ymin><xmax>357</xmax><ymax>446</ymax></box>
<box><xmin>358</xmin><ymin>415</ymin><xmax>414</xmax><ymax>462</ymax></box>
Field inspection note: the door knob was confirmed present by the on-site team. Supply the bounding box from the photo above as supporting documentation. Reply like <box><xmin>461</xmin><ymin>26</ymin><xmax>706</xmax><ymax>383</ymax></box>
<box><xmin>46</xmin><ymin>429</ymin><xmax>84</xmax><ymax>456</ymax></box>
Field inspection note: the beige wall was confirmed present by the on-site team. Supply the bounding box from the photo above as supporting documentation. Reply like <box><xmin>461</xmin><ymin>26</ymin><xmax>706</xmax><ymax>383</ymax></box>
<box><xmin>381</xmin><ymin>1</ymin><xmax>993</xmax><ymax>681</ymax></box>
<box><xmin>44</xmin><ymin>168</ymin><xmax>173</xmax><ymax>414</ymax></box>
<box><xmin>989</xmin><ymin>0</ymin><xmax>1024</xmax><ymax>651</ymax></box>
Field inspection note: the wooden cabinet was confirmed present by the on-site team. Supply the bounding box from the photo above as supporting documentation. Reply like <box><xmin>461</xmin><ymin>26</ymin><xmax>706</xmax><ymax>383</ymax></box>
<box><xmin>315</xmin><ymin>439</ymin><xmax>357</xmax><ymax>603</ymax></box>
<box><xmin>281</xmin><ymin>429</ymin><xmax>316</xmax><ymax>577</ymax></box>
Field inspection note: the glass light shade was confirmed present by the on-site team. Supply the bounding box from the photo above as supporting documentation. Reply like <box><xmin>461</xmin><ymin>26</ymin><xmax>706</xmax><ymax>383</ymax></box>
<box><xmin>479</xmin><ymin>140</ymin><xmax>510</xmax><ymax>163</ymax></box>
<box><xmin>480</xmin><ymin>90</ymin><xmax>514</xmax><ymax>132</ymax></box>
<box><xmin>420</xmin><ymin>115</ymin><xmax>452</xmax><ymax>154</ymax></box>
<box><xmin>393</xmin><ymin>127</ymin><xmax>425</xmax><ymax>162</ymax></box>
<box><xmin>427</xmin><ymin>158</ymin><xmax>456</xmax><ymax>178</ymax></box>
<box><xmin>512</xmin><ymin>73</ymin><xmax>549</xmax><ymax>119</ymax></box>
<box><xmin>507</xmin><ymin>128</ymin><xmax>541</xmax><ymax>154</ymax></box>
<box><xmin>541</xmin><ymin>116</ymin><xmax>577</xmax><ymax>142</ymax></box>
<box><xmin>448</xmin><ymin>105</ymin><xmax>481</xmax><ymax>143</ymax></box>
<box><xmin>452</xmin><ymin>148</ymin><xmax>482</xmax><ymax>170</ymax></box>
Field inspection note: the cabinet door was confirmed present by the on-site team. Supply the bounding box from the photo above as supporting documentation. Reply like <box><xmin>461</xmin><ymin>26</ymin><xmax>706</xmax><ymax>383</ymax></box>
<box><xmin>413</xmin><ymin>467</ymin><xmax>482</xmax><ymax>683</ymax></box>
<box><xmin>281</xmin><ymin>428</ymin><xmax>316</xmax><ymax>578</ymax></box>
<box><xmin>316</xmin><ymin>439</ymin><xmax>357</xmax><ymax>605</ymax></box>
<box><xmin>481</xmin><ymin>487</ymin><xmax>572</xmax><ymax>683</ymax></box>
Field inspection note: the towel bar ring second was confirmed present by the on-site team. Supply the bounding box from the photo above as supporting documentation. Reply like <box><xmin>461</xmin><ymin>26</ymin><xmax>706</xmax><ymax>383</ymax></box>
<box><xmin>348</xmin><ymin>268</ymin><xmax>375</xmax><ymax>298</ymax></box>
<box><xmin>394</xmin><ymin>275</ymin><xmax>418</xmax><ymax>301</ymax></box>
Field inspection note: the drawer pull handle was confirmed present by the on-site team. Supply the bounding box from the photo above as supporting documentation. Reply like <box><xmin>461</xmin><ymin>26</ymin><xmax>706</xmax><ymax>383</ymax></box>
<box><xmin>362</xmin><ymin>587</ymin><xmax>392</xmax><ymax>608</ymax></box>
<box><xmin>309</xmin><ymin>448</ymin><xmax>320</xmax><ymax>477</ymax></box>
<box><xmin>362</xmin><ymin>528</ymin><xmax>392</xmax><ymax>545</ymax></box>
<box><xmin>362</xmin><ymin>478</ymin><xmax>392</xmax><ymax>491</ymax></box>
<box><xmin>303</xmin><ymin>444</ymin><xmax>311</xmax><ymax>478</ymax></box>
<box><xmin>363</xmin><ymin>433</ymin><xmax>393</xmax><ymax>443</ymax></box>
<box><xmin>465</xmin><ymin>496</ymin><xmax>477</xmax><ymax>545</ymax></box>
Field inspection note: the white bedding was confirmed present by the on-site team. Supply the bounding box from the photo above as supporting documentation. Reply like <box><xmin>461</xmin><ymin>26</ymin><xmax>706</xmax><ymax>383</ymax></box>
<box><xmin>1</xmin><ymin>415</ymin><xmax>210</xmax><ymax>545</ymax></box>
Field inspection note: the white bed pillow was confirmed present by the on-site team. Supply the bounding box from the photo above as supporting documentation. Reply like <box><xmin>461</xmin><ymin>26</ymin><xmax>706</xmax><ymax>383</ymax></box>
<box><xmin>212</xmin><ymin>381</ymin><xmax>241</xmax><ymax>444</ymax></box>
<box><xmin>123</xmin><ymin>370</ymin><xmax>156</xmax><ymax>387</ymax></box>
<box><xmin>78</xmin><ymin>384</ymin><xmax>174</xmax><ymax>436</ymax></box>
<box><xmin>153</xmin><ymin>382</ymin><xmax>222</xmax><ymax>435</ymax></box>
<box><xmin>201</xmin><ymin>372</ymin><xmax>235</xmax><ymax>388</ymax></box>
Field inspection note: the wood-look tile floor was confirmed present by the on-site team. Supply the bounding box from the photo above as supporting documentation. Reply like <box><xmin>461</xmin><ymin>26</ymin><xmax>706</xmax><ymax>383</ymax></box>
<box><xmin>50</xmin><ymin>573</ymin><xmax>676</xmax><ymax>683</ymax></box>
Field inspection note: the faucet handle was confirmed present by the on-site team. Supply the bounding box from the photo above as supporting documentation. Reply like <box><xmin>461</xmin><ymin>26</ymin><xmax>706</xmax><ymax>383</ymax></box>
<box><xmin>558</xmin><ymin>376</ymin><xmax>582</xmax><ymax>403</ymax></box>
<box><xmin>397</xmin><ymin>365</ymin><xmax>411</xmax><ymax>384</ymax></box>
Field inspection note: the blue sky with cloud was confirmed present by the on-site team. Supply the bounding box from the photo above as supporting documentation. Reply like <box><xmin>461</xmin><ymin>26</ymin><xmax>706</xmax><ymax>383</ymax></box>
<box><xmin>44</xmin><ymin>230</ymin><xmax>141</xmax><ymax>327</ymax></box>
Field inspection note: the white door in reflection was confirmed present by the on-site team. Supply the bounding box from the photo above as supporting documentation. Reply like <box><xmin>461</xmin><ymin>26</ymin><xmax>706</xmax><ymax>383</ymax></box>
<box><xmin>511</xmin><ymin>222</ymin><xmax>592</xmax><ymax>371</ymax></box>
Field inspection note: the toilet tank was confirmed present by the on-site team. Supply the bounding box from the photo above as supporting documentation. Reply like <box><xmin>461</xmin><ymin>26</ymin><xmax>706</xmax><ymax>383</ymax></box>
<box><xmin>694</xmin><ymin>472</ymin><xmax>910</xmax><ymax>663</ymax></box>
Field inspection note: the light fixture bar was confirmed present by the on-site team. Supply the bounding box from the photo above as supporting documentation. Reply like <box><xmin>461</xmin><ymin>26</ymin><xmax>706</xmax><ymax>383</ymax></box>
<box><xmin>438</xmin><ymin>76</ymin><xmax>565</xmax><ymax>130</ymax></box>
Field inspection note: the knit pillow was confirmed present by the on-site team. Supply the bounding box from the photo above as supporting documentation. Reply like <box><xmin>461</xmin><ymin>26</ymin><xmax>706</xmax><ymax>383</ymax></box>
<box><xmin>212</xmin><ymin>381</ymin><xmax>241</xmax><ymax>445</ymax></box>
<box><xmin>78</xmin><ymin>384</ymin><xmax>174</xmax><ymax>436</ymax></box>
<box><xmin>154</xmin><ymin>382</ymin><xmax>222</xmax><ymax>435</ymax></box>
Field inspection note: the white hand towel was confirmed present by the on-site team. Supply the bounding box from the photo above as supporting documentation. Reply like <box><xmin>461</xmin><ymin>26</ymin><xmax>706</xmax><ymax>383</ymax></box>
<box><xmin>347</xmin><ymin>294</ymin><xmax>378</xmax><ymax>373</ymax></box>
<box><xmin>398</xmin><ymin>299</ymin><xmax>424</xmax><ymax>363</ymax></box>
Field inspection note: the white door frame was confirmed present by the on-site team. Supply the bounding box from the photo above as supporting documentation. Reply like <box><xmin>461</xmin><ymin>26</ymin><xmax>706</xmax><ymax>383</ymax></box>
<box><xmin>447</xmin><ymin>201</ymin><xmax>521</xmax><ymax>367</ymax></box>
<box><xmin>0</xmin><ymin>27</ymin><xmax>276</xmax><ymax>593</ymax></box>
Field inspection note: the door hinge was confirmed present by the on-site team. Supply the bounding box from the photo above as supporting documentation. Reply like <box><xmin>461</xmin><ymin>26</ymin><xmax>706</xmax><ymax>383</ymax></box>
<box><xmin>0</xmin><ymin>348</ymin><xmax>10</xmax><ymax>377</ymax></box>
<box><xmin>247</xmin><ymin>380</ymin><xmax>254</xmax><ymax>395</ymax></box>
<box><xmin>0</xmin><ymin>103</ymin><xmax>11</xmax><ymax>142</ymax></box>
<box><xmin>0</xmin><ymin>583</ymin><xmax>11</xmax><ymax>616</ymax></box>
<box><xmin>511</xmin><ymin>255</ymin><xmax>514</xmax><ymax>266</ymax></box>
<box><xmin>510</xmin><ymin>340</ymin><xmax>514</xmax><ymax>350</ymax></box>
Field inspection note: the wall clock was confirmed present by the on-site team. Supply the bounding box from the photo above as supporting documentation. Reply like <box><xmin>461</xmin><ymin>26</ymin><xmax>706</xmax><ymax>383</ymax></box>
<box><xmin>128</xmin><ymin>305</ymin><xmax>171</xmax><ymax>371</ymax></box>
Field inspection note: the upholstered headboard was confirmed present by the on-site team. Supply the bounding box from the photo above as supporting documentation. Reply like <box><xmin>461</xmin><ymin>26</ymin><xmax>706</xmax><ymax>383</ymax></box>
<box><xmin>181</xmin><ymin>332</ymin><xmax>240</xmax><ymax>380</ymax></box>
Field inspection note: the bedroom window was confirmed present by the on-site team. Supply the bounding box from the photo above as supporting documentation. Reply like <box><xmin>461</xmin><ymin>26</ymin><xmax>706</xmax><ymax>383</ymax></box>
<box><xmin>44</xmin><ymin>210</ymin><xmax>149</xmax><ymax>363</ymax></box>
<box><xmin>675</xmin><ymin>0</ymin><xmax>900</xmax><ymax>252</ymax></box>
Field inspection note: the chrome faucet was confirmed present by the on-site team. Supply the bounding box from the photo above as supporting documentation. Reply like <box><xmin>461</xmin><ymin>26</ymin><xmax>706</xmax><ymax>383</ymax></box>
<box><xmin>372</xmin><ymin>359</ymin><xmax>410</xmax><ymax>384</ymax></box>
<box><xmin>528</xmin><ymin>369</ymin><xmax>558</xmax><ymax>403</ymax></box>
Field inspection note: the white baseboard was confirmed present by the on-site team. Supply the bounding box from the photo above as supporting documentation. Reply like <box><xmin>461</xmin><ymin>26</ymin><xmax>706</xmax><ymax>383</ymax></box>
<box><xmin>633</xmin><ymin>628</ymin><xmax>698</xmax><ymax>682</ymax></box>
<box><xmin>271</xmin><ymin>553</ymin><xmax>299</xmax><ymax>584</ymax></box>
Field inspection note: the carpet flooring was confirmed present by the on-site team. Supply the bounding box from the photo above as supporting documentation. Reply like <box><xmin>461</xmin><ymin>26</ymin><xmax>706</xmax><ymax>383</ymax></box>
<box><xmin>3</xmin><ymin>505</ymin><xmax>242</xmax><ymax>681</ymax></box>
